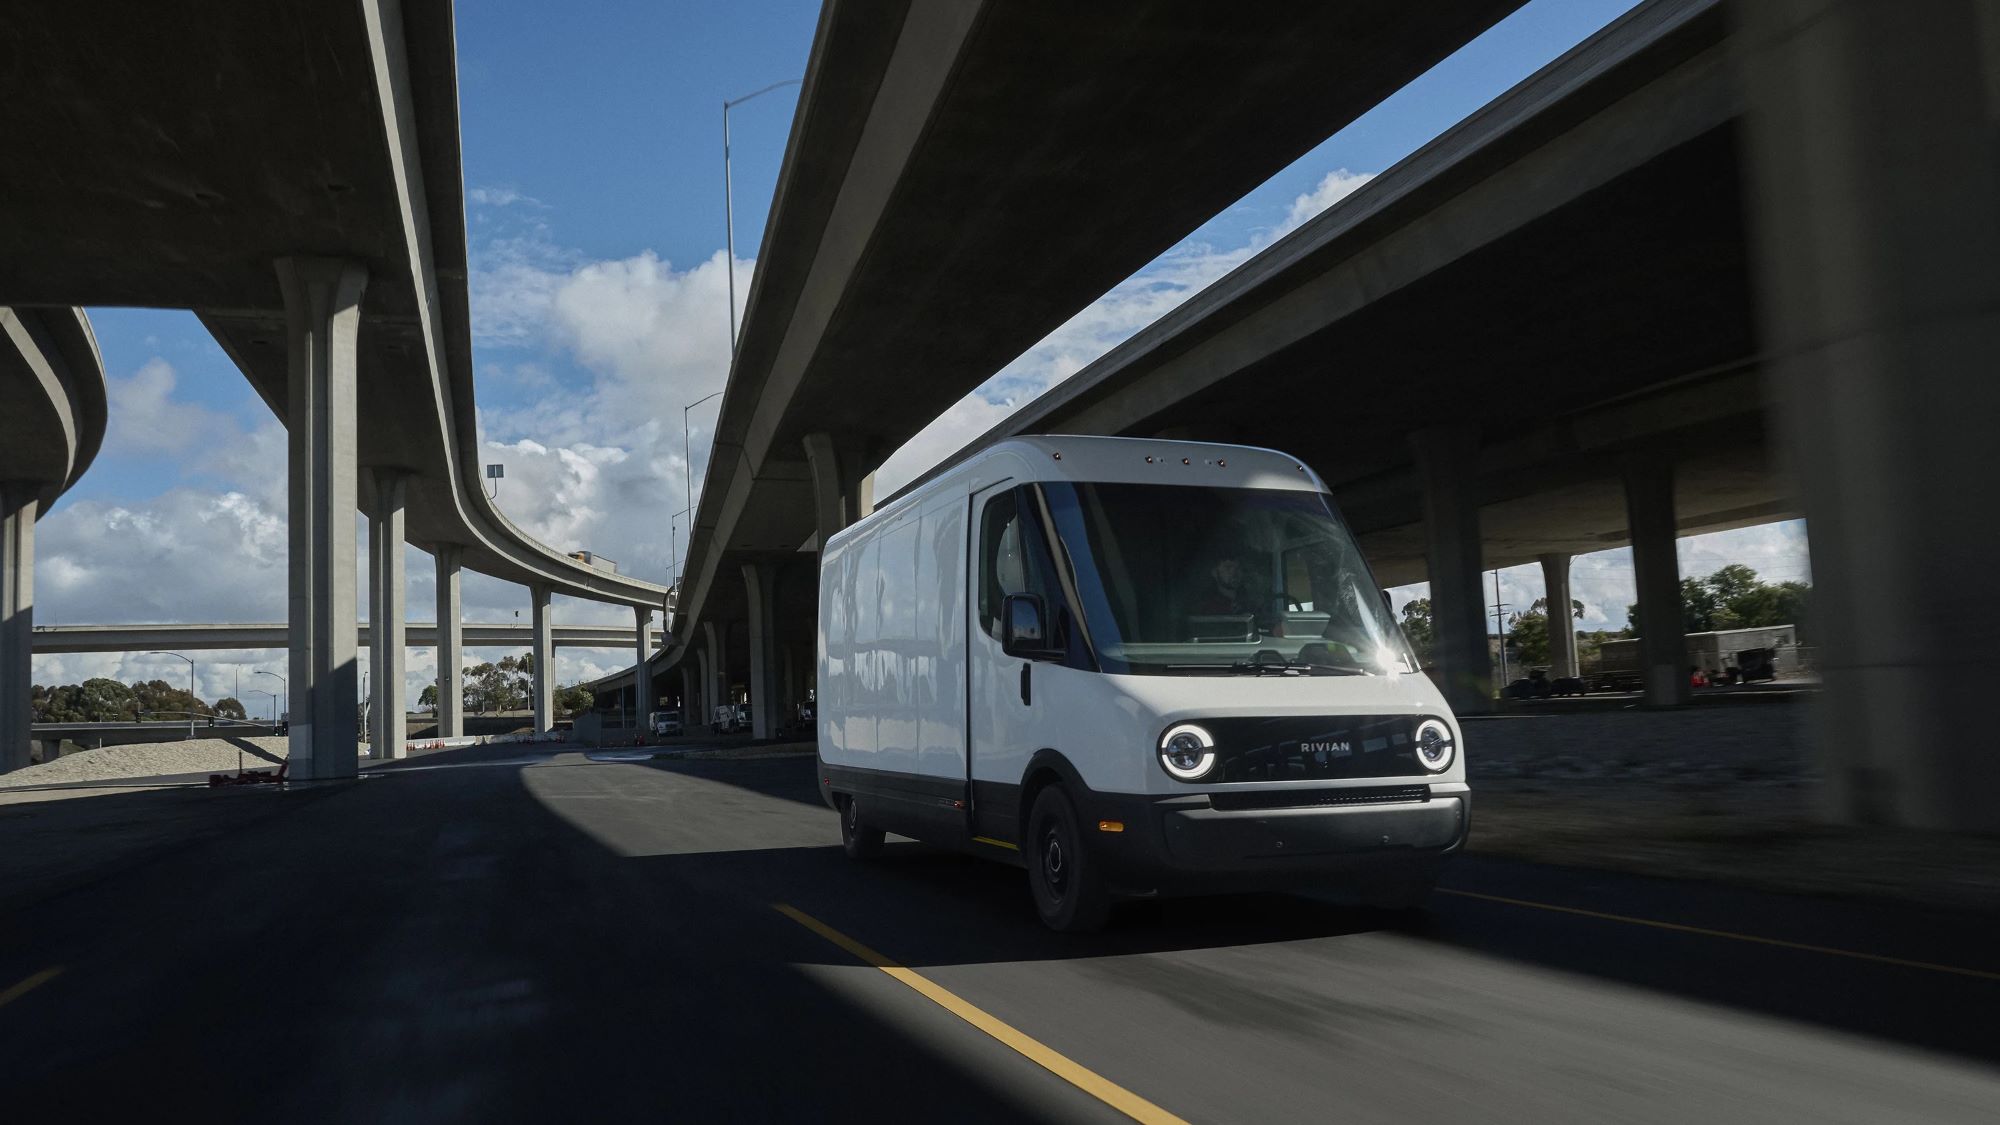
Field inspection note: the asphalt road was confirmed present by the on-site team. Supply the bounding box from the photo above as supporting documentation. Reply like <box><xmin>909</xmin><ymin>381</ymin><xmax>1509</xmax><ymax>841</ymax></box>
<box><xmin>2</xmin><ymin>747</ymin><xmax>1995</xmax><ymax>1122</ymax></box>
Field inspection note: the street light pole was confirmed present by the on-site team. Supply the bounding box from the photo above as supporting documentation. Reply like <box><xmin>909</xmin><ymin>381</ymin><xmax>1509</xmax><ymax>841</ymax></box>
<box><xmin>148</xmin><ymin>651</ymin><xmax>196</xmax><ymax>740</ymax></box>
<box><xmin>1490</xmin><ymin>571</ymin><xmax>1511</xmax><ymax>690</ymax></box>
<box><xmin>669</xmin><ymin>504</ymin><xmax>693</xmax><ymax>591</ymax></box>
<box><xmin>723</xmin><ymin>78</ymin><xmax>802</xmax><ymax>359</ymax></box>
<box><xmin>258</xmin><ymin>669</ymin><xmax>286</xmax><ymax>728</ymax></box>
<box><xmin>682</xmin><ymin>391</ymin><xmax>724</xmax><ymax>553</ymax></box>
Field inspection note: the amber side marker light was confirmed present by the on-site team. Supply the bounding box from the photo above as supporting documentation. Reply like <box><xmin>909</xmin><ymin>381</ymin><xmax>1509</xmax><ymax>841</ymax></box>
<box><xmin>1097</xmin><ymin>820</ymin><xmax>1125</xmax><ymax>833</ymax></box>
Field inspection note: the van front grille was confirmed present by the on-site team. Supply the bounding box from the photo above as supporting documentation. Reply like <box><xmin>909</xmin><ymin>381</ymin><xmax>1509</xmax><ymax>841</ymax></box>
<box><xmin>1207</xmin><ymin>785</ymin><xmax>1431</xmax><ymax>812</ymax></box>
<box><xmin>1197</xmin><ymin>714</ymin><xmax>1437</xmax><ymax>782</ymax></box>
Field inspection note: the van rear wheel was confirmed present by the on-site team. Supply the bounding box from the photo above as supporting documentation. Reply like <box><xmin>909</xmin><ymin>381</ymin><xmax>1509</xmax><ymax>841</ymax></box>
<box><xmin>1026</xmin><ymin>787</ymin><xmax>1110</xmax><ymax>932</ymax></box>
<box><xmin>839</xmin><ymin>795</ymin><xmax>885</xmax><ymax>859</ymax></box>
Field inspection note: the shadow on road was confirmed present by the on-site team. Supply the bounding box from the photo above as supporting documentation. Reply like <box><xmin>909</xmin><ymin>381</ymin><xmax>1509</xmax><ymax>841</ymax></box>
<box><xmin>611</xmin><ymin>758</ymin><xmax>2000</xmax><ymax>1070</ymax></box>
<box><xmin>0</xmin><ymin>755</ymin><xmax>1087</xmax><ymax>1122</ymax></box>
<box><xmin>220</xmin><ymin>736</ymin><xmax>285</xmax><ymax>766</ymax></box>
<box><xmin>8</xmin><ymin>747</ymin><xmax>1996</xmax><ymax>1124</ymax></box>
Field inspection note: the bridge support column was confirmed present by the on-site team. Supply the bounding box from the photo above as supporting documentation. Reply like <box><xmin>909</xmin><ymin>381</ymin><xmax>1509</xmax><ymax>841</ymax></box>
<box><xmin>434</xmin><ymin>545</ymin><xmax>463</xmax><ymax>738</ymax></box>
<box><xmin>679</xmin><ymin>665</ymin><xmax>696</xmax><ymax>726</ymax></box>
<box><xmin>277</xmin><ymin>257</ymin><xmax>366</xmax><ymax>781</ymax></box>
<box><xmin>1737</xmin><ymin>0</ymin><xmax>2000</xmax><ymax>830</ymax></box>
<box><xmin>708</xmin><ymin>612</ymin><xmax>732</xmax><ymax>728</ymax></box>
<box><xmin>1411</xmin><ymin>429</ymin><xmax>1490</xmax><ymax>713</ymax></box>
<box><xmin>1623</xmin><ymin>458</ymin><xmax>1687</xmax><ymax>708</ymax></box>
<box><xmin>1539</xmin><ymin>552</ymin><xmax>1578</xmax><ymax>680</ymax></box>
<box><xmin>633</xmin><ymin>606</ymin><xmax>654</xmax><ymax>730</ymax></box>
<box><xmin>1</xmin><ymin>483</ymin><xmax>35</xmax><ymax>775</ymax></box>
<box><xmin>694</xmin><ymin>648</ymin><xmax>711</xmax><ymax>732</ymax></box>
<box><xmin>803</xmin><ymin>432</ymin><xmax>874</xmax><ymax>543</ymax></box>
<box><xmin>742</xmin><ymin>563</ymin><xmax>780</xmax><ymax>740</ymax></box>
<box><xmin>367</xmin><ymin>470</ymin><xmax>407</xmax><ymax>760</ymax></box>
<box><xmin>530</xmin><ymin>586</ymin><xmax>554</xmax><ymax>733</ymax></box>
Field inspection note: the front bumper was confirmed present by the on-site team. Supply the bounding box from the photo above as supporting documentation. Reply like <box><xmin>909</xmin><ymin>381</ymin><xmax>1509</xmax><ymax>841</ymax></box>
<box><xmin>1082</xmin><ymin>784</ymin><xmax>1469</xmax><ymax>895</ymax></box>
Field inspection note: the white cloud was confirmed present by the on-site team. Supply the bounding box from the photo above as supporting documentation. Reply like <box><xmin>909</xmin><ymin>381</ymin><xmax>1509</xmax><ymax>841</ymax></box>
<box><xmin>468</xmin><ymin>243</ymin><xmax>749</xmax><ymax>586</ymax></box>
<box><xmin>1279</xmin><ymin>168</ymin><xmax>1376</xmax><ymax>234</ymax></box>
<box><xmin>468</xmin><ymin>186</ymin><xmax>543</xmax><ymax>208</ymax></box>
<box><xmin>105</xmin><ymin>359</ymin><xmax>235</xmax><ymax>458</ymax></box>
<box><xmin>37</xmin><ymin>490</ymin><xmax>289</xmax><ymax>624</ymax></box>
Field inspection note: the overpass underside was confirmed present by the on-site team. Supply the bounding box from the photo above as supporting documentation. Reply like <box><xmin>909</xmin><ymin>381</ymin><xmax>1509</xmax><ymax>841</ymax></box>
<box><xmin>893</xmin><ymin>0</ymin><xmax>2000</xmax><ymax>832</ymax></box>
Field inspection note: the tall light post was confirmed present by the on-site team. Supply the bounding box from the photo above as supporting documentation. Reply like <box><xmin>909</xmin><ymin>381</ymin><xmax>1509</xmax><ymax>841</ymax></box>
<box><xmin>669</xmin><ymin>504</ymin><xmax>693</xmax><ymax>590</ymax></box>
<box><xmin>258</xmin><ymin>664</ymin><xmax>286</xmax><ymax>728</ymax></box>
<box><xmin>148</xmin><ymin>651</ymin><xmax>196</xmax><ymax>740</ymax></box>
<box><xmin>1490</xmin><ymin>571</ymin><xmax>1511</xmax><ymax>690</ymax></box>
<box><xmin>683</xmin><ymin>391</ymin><xmax>724</xmax><ymax>550</ymax></box>
<box><xmin>723</xmin><ymin>78</ymin><xmax>802</xmax><ymax>359</ymax></box>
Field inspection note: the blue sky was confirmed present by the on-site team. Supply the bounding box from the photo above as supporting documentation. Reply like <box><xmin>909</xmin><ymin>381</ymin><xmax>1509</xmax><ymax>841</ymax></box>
<box><xmin>40</xmin><ymin>0</ymin><xmax>1809</xmax><ymax>699</ymax></box>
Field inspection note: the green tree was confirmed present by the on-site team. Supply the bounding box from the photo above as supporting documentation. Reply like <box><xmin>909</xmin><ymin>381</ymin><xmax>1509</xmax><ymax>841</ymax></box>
<box><xmin>556</xmin><ymin>685</ymin><xmax>594</xmax><ymax>717</ymax></box>
<box><xmin>1626</xmin><ymin>566</ymin><xmax>1810</xmax><ymax>637</ymax></box>
<box><xmin>1507</xmin><ymin>597</ymin><xmax>1583</xmax><ymax>669</ymax></box>
<box><xmin>1398</xmin><ymin>598</ymin><xmax>1435</xmax><ymax>664</ymax></box>
<box><xmin>1721</xmin><ymin>576</ymin><xmax>1811</xmax><ymax>634</ymax></box>
<box><xmin>1507</xmin><ymin>608</ymin><xmax>1549</xmax><ymax>667</ymax></box>
<box><xmin>80</xmin><ymin>678</ymin><xmax>139</xmax><ymax>722</ymax></box>
<box><xmin>466</xmin><ymin>653</ymin><xmax>533</xmax><ymax>713</ymax></box>
<box><xmin>132</xmin><ymin>678</ymin><xmax>213</xmax><ymax>722</ymax></box>
<box><xmin>212</xmin><ymin>697</ymin><xmax>248</xmax><ymax>720</ymax></box>
<box><xmin>418</xmin><ymin>683</ymin><xmax>438</xmax><ymax>710</ymax></box>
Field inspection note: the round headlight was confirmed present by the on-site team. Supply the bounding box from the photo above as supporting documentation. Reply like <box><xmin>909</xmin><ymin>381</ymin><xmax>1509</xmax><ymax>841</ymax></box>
<box><xmin>1159</xmin><ymin>723</ymin><xmax>1216</xmax><ymax>781</ymax></box>
<box><xmin>1414</xmin><ymin>718</ymin><xmax>1456</xmax><ymax>773</ymax></box>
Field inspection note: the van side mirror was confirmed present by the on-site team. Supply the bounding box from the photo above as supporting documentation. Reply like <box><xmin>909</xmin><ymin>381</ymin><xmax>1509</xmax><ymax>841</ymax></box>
<box><xmin>1002</xmin><ymin>593</ymin><xmax>1062</xmax><ymax>660</ymax></box>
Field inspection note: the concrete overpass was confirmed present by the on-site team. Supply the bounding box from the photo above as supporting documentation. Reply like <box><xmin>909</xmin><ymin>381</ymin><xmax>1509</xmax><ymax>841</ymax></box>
<box><xmin>30</xmin><ymin>622</ymin><xmax>662</xmax><ymax>655</ymax></box>
<box><xmin>1</xmin><ymin>1</ymin><xmax>669</xmax><ymax>773</ymax></box>
<box><xmin>654</xmin><ymin>0</ymin><xmax>1531</xmax><ymax>738</ymax></box>
<box><xmin>893</xmin><ymin>0</ymin><xmax>2000</xmax><ymax>832</ymax></box>
<box><xmin>1</xmin><ymin>308</ymin><xmax>108</xmax><ymax>773</ymax></box>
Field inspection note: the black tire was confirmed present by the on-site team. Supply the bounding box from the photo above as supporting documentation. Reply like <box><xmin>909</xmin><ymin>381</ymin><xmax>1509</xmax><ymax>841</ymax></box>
<box><xmin>1025</xmin><ymin>787</ymin><xmax>1111</xmax><ymax>932</ymax></box>
<box><xmin>839</xmin><ymin>795</ymin><xmax>884</xmax><ymax>860</ymax></box>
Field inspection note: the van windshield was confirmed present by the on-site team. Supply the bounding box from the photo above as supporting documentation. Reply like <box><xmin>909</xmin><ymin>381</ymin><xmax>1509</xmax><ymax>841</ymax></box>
<box><xmin>1036</xmin><ymin>482</ymin><xmax>1416</xmax><ymax>677</ymax></box>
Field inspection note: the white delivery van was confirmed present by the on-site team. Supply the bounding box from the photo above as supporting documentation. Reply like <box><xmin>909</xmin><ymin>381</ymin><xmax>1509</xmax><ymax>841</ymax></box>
<box><xmin>817</xmin><ymin>437</ymin><xmax>1467</xmax><ymax>931</ymax></box>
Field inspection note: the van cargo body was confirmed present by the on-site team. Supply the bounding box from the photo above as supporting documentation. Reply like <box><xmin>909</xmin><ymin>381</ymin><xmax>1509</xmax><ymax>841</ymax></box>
<box><xmin>817</xmin><ymin>436</ymin><xmax>1468</xmax><ymax>930</ymax></box>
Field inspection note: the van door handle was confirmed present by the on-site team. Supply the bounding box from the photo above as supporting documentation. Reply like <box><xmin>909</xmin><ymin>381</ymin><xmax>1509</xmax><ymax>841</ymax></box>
<box><xmin>1019</xmin><ymin>664</ymin><xmax>1032</xmax><ymax>706</ymax></box>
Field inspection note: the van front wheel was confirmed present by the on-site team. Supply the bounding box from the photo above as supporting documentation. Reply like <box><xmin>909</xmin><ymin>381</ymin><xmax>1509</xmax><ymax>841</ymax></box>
<box><xmin>840</xmin><ymin>795</ymin><xmax>884</xmax><ymax>860</ymax></box>
<box><xmin>1026</xmin><ymin>787</ymin><xmax>1110</xmax><ymax>932</ymax></box>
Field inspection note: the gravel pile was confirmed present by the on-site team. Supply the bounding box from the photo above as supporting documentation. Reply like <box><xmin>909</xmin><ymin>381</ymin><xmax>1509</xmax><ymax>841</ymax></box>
<box><xmin>0</xmin><ymin>736</ymin><xmax>358</xmax><ymax>788</ymax></box>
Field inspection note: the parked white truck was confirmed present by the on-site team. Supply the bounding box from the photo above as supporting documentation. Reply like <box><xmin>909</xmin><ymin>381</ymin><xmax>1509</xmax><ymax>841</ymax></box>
<box><xmin>817</xmin><ymin>436</ymin><xmax>1468</xmax><ymax>931</ymax></box>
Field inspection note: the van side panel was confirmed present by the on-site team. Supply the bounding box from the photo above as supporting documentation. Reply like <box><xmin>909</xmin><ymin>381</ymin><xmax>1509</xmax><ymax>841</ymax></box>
<box><xmin>849</xmin><ymin>535</ymin><xmax>882</xmax><ymax>760</ymax></box>
<box><xmin>914</xmin><ymin>493</ymin><xmax>967</xmax><ymax>779</ymax></box>
<box><xmin>874</xmin><ymin>517</ymin><xmax>921</xmax><ymax>774</ymax></box>
<box><xmin>818</xmin><ymin>533</ymin><xmax>853</xmax><ymax>763</ymax></box>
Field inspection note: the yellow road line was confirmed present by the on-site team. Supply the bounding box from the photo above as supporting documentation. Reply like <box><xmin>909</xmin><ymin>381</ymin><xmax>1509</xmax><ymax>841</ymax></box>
<box><xmin>0</xmin><ymin>966</ymin><xmax>63</xmax><ymax>1008</ymax></box>
<box><xmin>774</xmin><ymin>904</ymin><xmax>1186</xmax><ymax>1125</ymax></box>
<box><xmin>1436</xmin><ymin>888</ymin><xmax>2000</xmax><ymax>982</ymax></box>
<box><xmin>971</xmin><ymin>836</ymin><xmax>1019</xmax><ymax>852</ymax></box>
